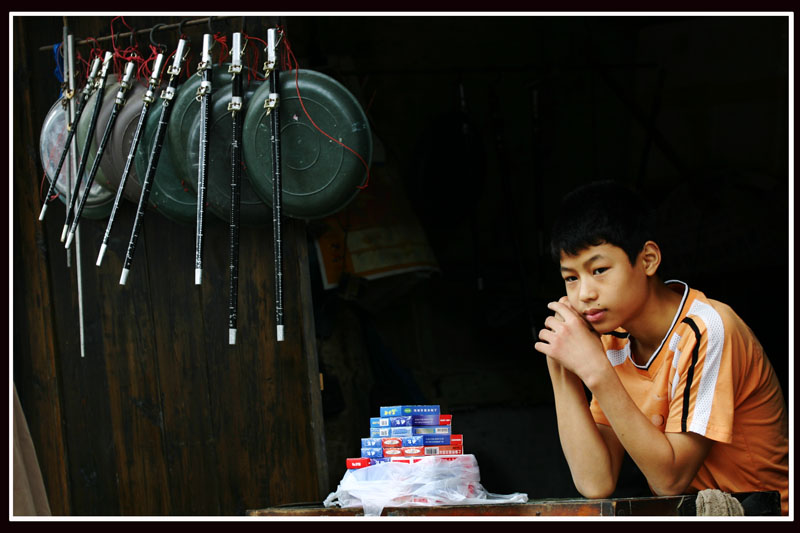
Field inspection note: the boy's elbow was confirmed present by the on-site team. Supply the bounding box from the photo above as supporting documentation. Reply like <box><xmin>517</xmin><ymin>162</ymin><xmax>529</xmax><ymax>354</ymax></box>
<box><xmin>649</xmin><ymin>479</ymin><xmax>691</xmax><ymax>497</ymax></box>
<box><xmin>648</xmin><ymin>470</ymin><xmax>695</xmax><ymax>496</ymax></box>
<box><xmin>575</xmin><ymin>478</ymin><xmax>616</xmax><ymax>500</ymax></box>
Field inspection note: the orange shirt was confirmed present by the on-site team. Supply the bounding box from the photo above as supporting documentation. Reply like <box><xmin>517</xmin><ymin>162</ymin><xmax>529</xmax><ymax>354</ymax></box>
<box><xmin>589</xmin><ymin>281</ymin><xmax>789</xmax><ymax>514</ymax></box>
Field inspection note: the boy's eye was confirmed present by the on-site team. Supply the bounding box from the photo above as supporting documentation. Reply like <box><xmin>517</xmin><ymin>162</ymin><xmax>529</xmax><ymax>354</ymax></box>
<box><xmin>563</xmin><ymin>275</ymin><xmax>577</xmax><ymax>283</ymax></box>
<box><xmin>593</xmin><ymin>267</ymin><xmax>609</xmax><ymax>275</ymax></box>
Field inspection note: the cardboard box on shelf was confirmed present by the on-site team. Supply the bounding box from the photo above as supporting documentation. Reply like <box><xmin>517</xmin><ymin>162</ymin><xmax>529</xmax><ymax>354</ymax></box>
<box><xmin>380</xmin><ymin>405</ymin><xmax>440</xmax><ymax>417</ymax></box>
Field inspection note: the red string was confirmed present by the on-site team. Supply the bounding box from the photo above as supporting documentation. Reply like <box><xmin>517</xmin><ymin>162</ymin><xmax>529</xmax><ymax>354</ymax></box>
<box><xmin>213</xmin><ymin>32</ymin><xmax>228</xmax><ymax>66</ymax></box>
<box><xmin>138</xmin><ymin>44</ymin><xmax>161</xmax><ymax>80</ymax></box>
<box><xmin>281</xmin><ymin>31</ymin><xmax>371</xmax><ymax>190</ymax></box>
<box><xmin>110</xmin><ymin>17</ymin><xmax>145</xmax><ymax>82</ymax></box>
<box><xmin>76</xmin><ymin>39</ymin><xmax>101</xmax><ymax>82</ymax></box>
<box><xmin>244</xmin><ymin>33</ymin><xmax>268</xmax><ymax>83</ymax></box>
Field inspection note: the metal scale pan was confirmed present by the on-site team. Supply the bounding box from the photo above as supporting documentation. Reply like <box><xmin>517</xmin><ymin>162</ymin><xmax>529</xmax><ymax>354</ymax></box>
<box><xmin>95</xmin><ymin>78</ymin><xmax>148</xmax><ymax>203</ymax></box>
<box><xmin>39</xmin><ymin>97</ymin><xmax>115</xmax><ymax>220</ymax></box>
<box><xmin>168</xmin><ymin>63</ymin><xmax>253</xmax><ymax>187</ymax></box>
<box><xmin>133</xmin><ymin>97</ymin><xmax>197</xmax><ymax>225</ymax></box>
<box><xmin>241</xmin><ymin>69</ymin><xmax>372</xmax><ymax>220</ymax></box>
<box><xmin>183</xmin><ymin>77</ymin><xmax>268</xmax><ymax>225</ymax></box>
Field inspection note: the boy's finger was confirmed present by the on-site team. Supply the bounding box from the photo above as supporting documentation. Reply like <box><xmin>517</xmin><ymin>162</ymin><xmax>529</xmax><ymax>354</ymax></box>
<box><xmin>543</xmin><ymin>316</ymin><xmax>563</xmax><ymax>331</ymax></box>
<box><xmin>537</xmin><ymin>327</ymin><xmax>555</xmax><ymax>342</ymax></box>
<box><xmin>547</xmin><ymin>300</ymin><xmax>576</xmax><ymax>319</ymax></box>
<box><xmin>533</xmin><ymin>341</ymin><xmax>551</xmax><ymax>355</ymax></box>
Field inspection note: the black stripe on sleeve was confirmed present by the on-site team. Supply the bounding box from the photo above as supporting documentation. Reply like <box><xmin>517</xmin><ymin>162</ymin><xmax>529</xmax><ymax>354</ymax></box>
<box><xmin>680</xmin><ymin>317</ymin><xmax>701</xmax><ymax>432</ymax></box>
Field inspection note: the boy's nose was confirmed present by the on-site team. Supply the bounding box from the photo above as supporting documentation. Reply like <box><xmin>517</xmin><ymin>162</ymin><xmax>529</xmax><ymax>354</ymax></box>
<box><xmin>579</xmin><ymin>282</ymin><xmax>598</xmax><ymax>302</ymax></box>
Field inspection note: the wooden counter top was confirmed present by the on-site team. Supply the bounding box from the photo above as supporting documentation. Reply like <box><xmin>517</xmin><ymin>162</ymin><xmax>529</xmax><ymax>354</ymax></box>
<box><xmin>248</xmin><ymin>491</ymin><xmax>780</xmax><ymax>517</ymax></box>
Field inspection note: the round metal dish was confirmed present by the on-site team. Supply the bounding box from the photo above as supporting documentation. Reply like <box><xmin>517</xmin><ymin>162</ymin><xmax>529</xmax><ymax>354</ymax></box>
<box><xmin>76</xmin><ymin>78</ymin><xmax>120</xmax><ymax>196</ymax></box>
<box><xmin>39</xmin><ymin>97</ymin><xmax>114</xmax><ymax>219</ymax></box>
<box><xmin>183</xmin><ymin>78</ymin><xmax>269</xmax><ymax>225</ymax></box>
<box><xmin>97</xmin><ymin>79</ymin><xmax>148</xmax><ymax>204</ymax></box>
<box><xmin>133</xmin><ymin>98</ymin><xmax>197</xmax><ymax>225</ymax></box>
<box><xmin>90</xmin><ymin>74</ymin><xmax>122</xmax><ymax>196</ymax></box>
<box><xmin>168</xmin><ymin>63</ymin><xmax>253</xmax><ymax>184</ymax></box>
<box><xmin>241</xmin><ymin>69</ymin><xmax>372</xmax><ymax>220</ymax></box>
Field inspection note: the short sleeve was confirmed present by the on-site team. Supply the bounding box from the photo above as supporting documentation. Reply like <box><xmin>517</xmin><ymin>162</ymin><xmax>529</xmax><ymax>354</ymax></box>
<box><xmin>664</xmin><ymin>312</ymin><xmax>735</xmax><ymax>443</ymax></box>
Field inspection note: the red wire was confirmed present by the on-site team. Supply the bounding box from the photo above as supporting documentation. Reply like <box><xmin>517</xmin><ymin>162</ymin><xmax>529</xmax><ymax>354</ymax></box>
<box><xmin>282</xmin><ymin>33</ymin><xmax>371</xmax><ymax>190</ymax></box>
<box><xmin>139</xmin><ymin>44</ymin><xmax>161</xmax><ymax>80</ymax></box>
<box><xmin>213</xmin><ymin>33</ymin><xmax>228</xmax><ymax>66</ymax></box>
<box><xmin>244</xmin><ymin>33</ymin><xmax>268</xmax><ymax>83</ymax></box>
<box><xmin>111</xmin><ymin>17</ymin><xmax>141</xmax><ymax>80</ymax></box>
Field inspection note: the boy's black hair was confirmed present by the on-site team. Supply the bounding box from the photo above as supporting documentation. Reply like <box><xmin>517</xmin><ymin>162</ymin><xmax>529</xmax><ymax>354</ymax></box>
<box><xmin>550</xmin><ymin>180</ymin><xmax>656</xmax><ymax>265</ymax></box>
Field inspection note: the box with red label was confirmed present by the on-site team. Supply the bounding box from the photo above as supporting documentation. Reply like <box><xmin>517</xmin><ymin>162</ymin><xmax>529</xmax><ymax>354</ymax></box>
<box><xmin>413</xmin><ymin>425</ymin><xmax>451</xmax><ymax>435</ymax></box>
<box><xmin>381</xmin><ymin>447</ymin><xmax>404</xmax><ymax>458</ymax></box>
<box><xmin>380</xmin><ymin>405</ymin><xmax>440</xmax><ymax>417</ymax></box>
<box><xmin>401</xmin><ymin>446</ymin><xmax>425</xmax><ymax>456</ymax></box>
<box><xmin>423</xmin><ymin>445</ymin><xmax>463</xmax><ymax>456</ymax></box>
<box><xmin>381</xmin><ymin>437</ymin><xmax>403</xmax><ymax>448</ymax></box>
<box><xmin>411</xmin><ymin>414</ymin><xmax>452</xmax><ymax>426</ymax></box>
<box><xmin>450</xmin><ymin>434</ymin><xmax>463</xmax><ymax>447</ymax></box>
<box><xmin>389</xmin><ymin>456</ymin><xmax>425</xmax><ymax>464</ymax></box>
<box><xmin>346</xmin><ymin>457</ymin><xmax>373</xmax><ymax>470</ymax></box>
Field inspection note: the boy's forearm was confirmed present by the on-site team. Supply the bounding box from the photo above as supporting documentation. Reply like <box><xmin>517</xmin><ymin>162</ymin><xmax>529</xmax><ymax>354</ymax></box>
<box><xmin>586</xmin><ymin>366</ymin><xmax>702</xmax><ymax>495</ymax></box>
<box><xmin>546</xmin><ymin>357</ymin><xmax>619</xmax><ymax>498</ymax></box>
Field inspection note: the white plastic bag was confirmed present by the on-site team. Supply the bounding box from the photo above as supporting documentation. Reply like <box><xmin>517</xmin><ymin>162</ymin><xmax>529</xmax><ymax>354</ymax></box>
<box><xmin>323</xmin><ymin>454</ymin><xmax>528</xmax><ymax>516</ymax></box>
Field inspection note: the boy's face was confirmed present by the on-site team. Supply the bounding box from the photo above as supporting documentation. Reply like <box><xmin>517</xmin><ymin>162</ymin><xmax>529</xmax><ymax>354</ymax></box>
<box><xmin>558</xmin><ymin>243</ymin><xmax>649</xmax><ymax>333</ymax></box>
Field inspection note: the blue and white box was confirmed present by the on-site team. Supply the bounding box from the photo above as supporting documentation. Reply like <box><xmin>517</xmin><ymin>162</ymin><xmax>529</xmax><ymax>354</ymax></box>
<box><xmin>413</xmin><ymin>425</ymin><xmax>451</xmax><ymax>435</ymax></box>
<box><xmin>361</xmin><ymin>447</ymin><xmax>383</xmax><ymax>458</ymax></box>
<box><xmin>380</xmin><ymin>405</ymin><xmax>440</xmax><ymax>417</ymax></box>
<box><xmin>370</xmin><ymin>417</ymin><xmax>391</xmax><ymax>428</ymax></box>
<box><xmin>389</xmin><ymin>427</ymin><xmax>413</xmax><ymax>437</ymax></box>
<box><xmin>369</xmin><ymin>427</ymin><xmax>391</xmax><ymax>438</ymax></box>
<box><xmin>402</xmin><ymin>435</ymin><xmax>425</xmax><ymax>447</ymax></box>
<box><xmin>361</xmin><ymin>438</ymin><xmax>383</xmax><ymax>449</ymax></box>
<box><xmin>411</xmin><ymin>414</ymin><xmax>439</xmax><ymax>426</ymax></box>
<box><xmin>422</xmin><ymin>434</ymin><xmax>451</xmax><ymax>445</ymax></box>
<box><xmin>389</xmin><ymin>415</ymin><xmax>413</xmax><ymax>427</ymax></box>
<box><xmin>370</xmin><ymin>415</ymin><xmax>413</xmax><ymax>427</ymax></box>
<box><xmin>402</xmin><ymin>435</ymin><xmax>450</xmax><ymax>446</ymax></box>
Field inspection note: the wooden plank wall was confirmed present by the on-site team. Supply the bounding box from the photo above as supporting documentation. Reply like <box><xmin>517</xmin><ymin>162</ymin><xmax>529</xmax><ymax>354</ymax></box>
<box><xmin>12</xmin><ymin>15</ymin><xmax>328</xmax><ymax>515</ymax></box>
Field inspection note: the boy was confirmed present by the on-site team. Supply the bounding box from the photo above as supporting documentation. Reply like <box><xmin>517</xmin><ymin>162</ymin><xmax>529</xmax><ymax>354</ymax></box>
<box><xmin>534</xmin><ymin>181</ymin><xmax>789</xmax><ymax>515</ymax></box>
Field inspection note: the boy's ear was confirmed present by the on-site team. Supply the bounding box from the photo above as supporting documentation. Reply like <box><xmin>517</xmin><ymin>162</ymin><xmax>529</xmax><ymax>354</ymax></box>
<box><xmin>640</xmin><ymin>241</ymin><xmax>661</xmax><ymax>276</ymax></box>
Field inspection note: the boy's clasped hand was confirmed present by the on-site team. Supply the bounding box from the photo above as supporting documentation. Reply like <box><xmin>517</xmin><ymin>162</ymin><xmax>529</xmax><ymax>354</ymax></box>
<box><xmin>535</xmin><ymin>296</ymin><xmax>606</xmax><ymax>385</ymax></box>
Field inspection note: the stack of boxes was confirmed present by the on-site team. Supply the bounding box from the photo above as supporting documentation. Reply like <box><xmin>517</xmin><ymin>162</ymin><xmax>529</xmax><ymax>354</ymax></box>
<box><xmin>345</xmin><ymin>405</ymin><xmax>464</xmax><ymax>471</ymax></box>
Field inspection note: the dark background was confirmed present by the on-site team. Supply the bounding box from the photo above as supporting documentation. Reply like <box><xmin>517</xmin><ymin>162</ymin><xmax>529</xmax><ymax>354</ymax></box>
<box><xmin>12</xmin><ymin>13</ymin><xmax>790</xmax><ymax>515</ymax></box>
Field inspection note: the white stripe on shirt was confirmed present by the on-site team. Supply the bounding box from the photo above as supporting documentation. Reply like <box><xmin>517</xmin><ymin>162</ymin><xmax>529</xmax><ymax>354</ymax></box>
<box><xmin>686</xmin><ymin>300</ymin><xmax>725</xmax><ymax>435</ymax></box>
